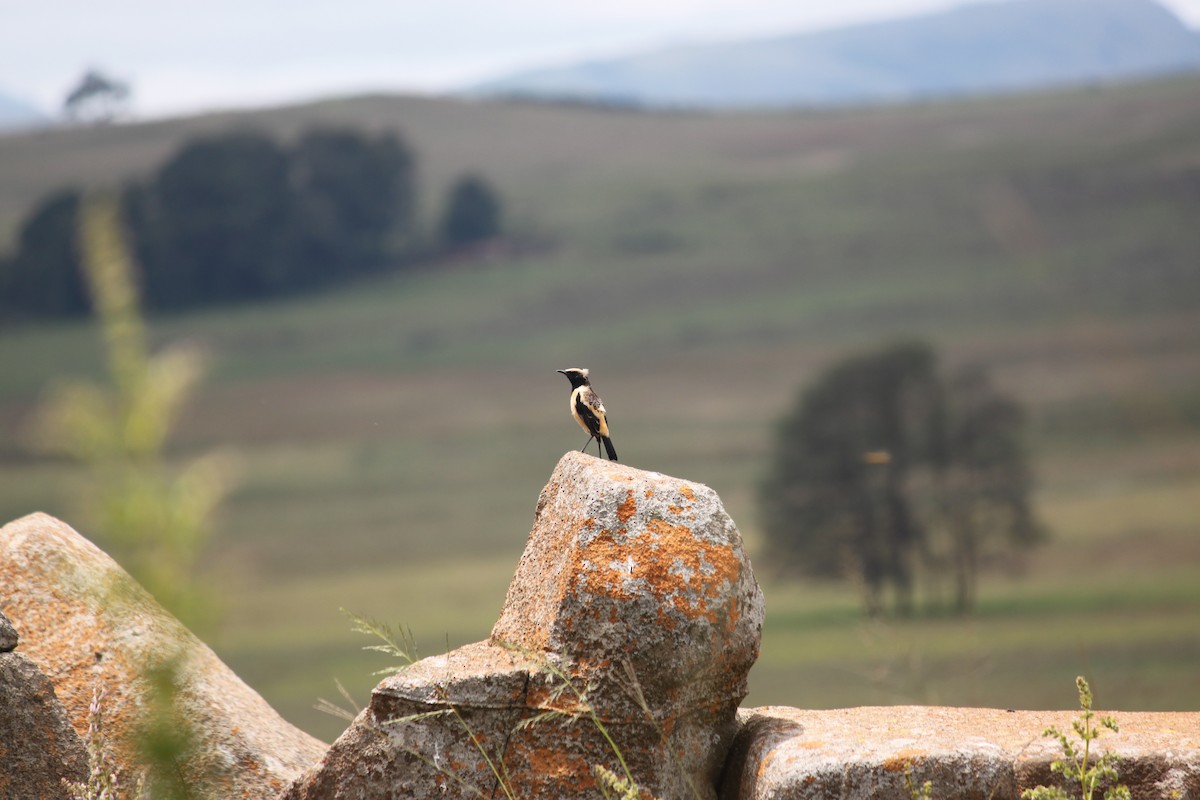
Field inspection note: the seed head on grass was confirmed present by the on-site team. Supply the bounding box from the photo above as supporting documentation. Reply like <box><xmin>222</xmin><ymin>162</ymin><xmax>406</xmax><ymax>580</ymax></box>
<box><xmin>341</xmin><ymin>608</ymin><xmax>419</xmax><ymax>673</ymax></box>
<box><xmin>594</xmin><ymin>763</ymin><xmax>642</xmax><ymax>800</ymax></box>
<box><xmin>1022</xmin><ymin>676</ymin><xmax>1130</xmax><ymax>800</ymax></box>
<box><xmin>62</xmin><ymin>684</ymin><xmax>124</xmax><ymax>800</ymax></box>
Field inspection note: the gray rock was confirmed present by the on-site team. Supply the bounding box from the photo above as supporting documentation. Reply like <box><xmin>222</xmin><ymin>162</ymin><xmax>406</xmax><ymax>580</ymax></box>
<box><xmin>0</xmin><ymin>512</ymin><xmax>328</xmax><ymax>800</ymax></box>
<box><xmin>0</xmin><ymin>608</ymin><xmax>16</xmax><ymax>651</ymax></box>
<box><xmin>284</xmin><ymin>641</ymin><xmax>537</xmax><ymax>800</ymax></box>
<box><xmin>0</xmin><ymin>651</ymin><xmax>88</xmax><ymax>799</ymax></box>
<box><xmin>722</xmin><ymin>705</ymin><xmax>1200</xmax><ymax>799</ymax></box>
<box><xmin>285</xmin><ymin>451</ymin><xmax>765</xmax><ymax>800</ymax></box>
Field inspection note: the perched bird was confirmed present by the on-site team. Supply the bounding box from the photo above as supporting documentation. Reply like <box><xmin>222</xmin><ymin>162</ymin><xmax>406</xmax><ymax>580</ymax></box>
<box><xmin>557</xmin><ymin>367</ymin><xmax>618</xmax><ymax>461</ymax></box>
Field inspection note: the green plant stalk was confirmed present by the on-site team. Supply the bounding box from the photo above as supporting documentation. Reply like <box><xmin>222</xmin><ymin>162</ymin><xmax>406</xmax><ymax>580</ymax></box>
<box><xmin>1022</xmin><ymin>677</ymin><xmax>1128</xmax><ymax>800</ymax></box>
<box><xmin>904</xmin><ymin>762</ymin><xmax>932</xmax><ymax>800</ymax></box>
<box><xmin>49</xmin><ymin>194</ymin><xmax>230</xmax><ymax>799</ymax></box>
<box><xmin>79</xmin><ymin>195</ymin><xmax>147</xmax><ymax>402</ymax></box>
<box><xmin>1079</xmin><ymin>694</ymin><xmax>1094</xmax><ymax>799</ymax></box>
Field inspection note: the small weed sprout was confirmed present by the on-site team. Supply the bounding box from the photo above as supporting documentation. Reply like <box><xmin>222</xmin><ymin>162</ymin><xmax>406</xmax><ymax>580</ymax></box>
<box><xmin>903</xmin><ymin>762</ymin><xmax>933</xmax><ymax>800</ymax></box>
<box><xmin>62</xmin><ymin>682</ymin><xmax>148</xmax><ymax>800</ymax></box>
<box><xmin>63</xmin><ymin>684</ymin><xmax>123</xmax><ymax>800</ymax></box>
<box><xmin>1022</xmin><ymin>676</ymin><xmax>1130</xmax><ymax>800</ymax></box>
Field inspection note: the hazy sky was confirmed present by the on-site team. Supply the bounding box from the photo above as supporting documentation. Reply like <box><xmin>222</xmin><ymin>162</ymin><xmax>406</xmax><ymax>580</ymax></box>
<box><xmin>4</xmin><ymin>0</ymin><xmax>1200</xmax><ymax>119</ymax></box>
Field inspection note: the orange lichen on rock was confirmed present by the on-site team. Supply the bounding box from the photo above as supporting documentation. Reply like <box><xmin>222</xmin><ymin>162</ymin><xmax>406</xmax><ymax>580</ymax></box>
<box><xmin>882</xmin><ymin>751</ymin><xmax>927</xmax><ymax>772</ymax></box>
<box><xmin>563</xmin><ymin>515</ymin><xmax>745</xmax><ymax>627</ymax></box>
<box><xmin>617</xmin><ymin>489</ymin><xmax>638</xmax><ymax>524</ymax></box>
<box><xmin>649</xmin><ymin>518</ymin><xmax>742</xmax><ymax>623</ymax></box>
<box><xmin>511</xmin><ymin>739</ymin><xmax>597</xmax><ymax>791</ymax></box>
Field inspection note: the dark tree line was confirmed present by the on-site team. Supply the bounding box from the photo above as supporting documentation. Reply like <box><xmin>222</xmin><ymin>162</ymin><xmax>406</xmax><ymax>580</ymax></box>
<box><xmin>124</xmin><ymin>129</ymin><xmax>415</xmax><ymax>309</ymax></box>
<box><xmin>759</xmin><ymin>341</ymin><xmax>1040</xmax><ymax>616</ymax></box>
<box><xmin>1</xmin><ymin>128</ymin><xmax>503</xmax><ymax>318</ymax></box>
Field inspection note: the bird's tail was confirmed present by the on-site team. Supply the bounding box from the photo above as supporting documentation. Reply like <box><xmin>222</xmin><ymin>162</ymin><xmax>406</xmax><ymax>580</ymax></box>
<box><xmin>601</xmin><ymin>436</ymin><xmax>618</xmax><ymax>462</ymax></box>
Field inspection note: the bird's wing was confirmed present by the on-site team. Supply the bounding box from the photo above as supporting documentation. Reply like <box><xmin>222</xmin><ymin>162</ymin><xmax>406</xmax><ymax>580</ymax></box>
<box><xmin>575</xmin><ymin>388</ymin><xmax>609</xmax><ymax>437</ymax></box>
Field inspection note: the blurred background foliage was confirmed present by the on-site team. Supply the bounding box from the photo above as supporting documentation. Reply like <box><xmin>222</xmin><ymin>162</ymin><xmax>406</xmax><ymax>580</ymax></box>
<box><xmin>0</xmin><ymin>73</ymin><xmax>1198</xmax><ymax>743</ymax></box>
<box><xmin>31</xmin><ymin>195</ymin><xmax>231</xmax><ymax>631</ymax></box>
<box><xmin>38</xmin><ymin>195</ymin><xmax>220</xmax><ymax>797</ymax></box>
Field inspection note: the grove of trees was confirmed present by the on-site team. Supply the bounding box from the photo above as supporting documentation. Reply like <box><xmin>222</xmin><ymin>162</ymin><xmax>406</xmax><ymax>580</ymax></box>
<box><xmin>1</xmin><ymin>127</ymin><xmax>504</xmax><ymax>319</ymax></box>
<box><xmin>759</xmin><ymin>340</ymin><xmax>1040</xmax><ymax>616</ymax></box>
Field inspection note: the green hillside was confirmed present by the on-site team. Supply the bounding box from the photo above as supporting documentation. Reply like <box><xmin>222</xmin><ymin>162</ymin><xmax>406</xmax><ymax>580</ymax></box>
<box><xmin>1</xmin><ymin>77</ymin><xmax>1198</xmax><ymax>742</ymax></box>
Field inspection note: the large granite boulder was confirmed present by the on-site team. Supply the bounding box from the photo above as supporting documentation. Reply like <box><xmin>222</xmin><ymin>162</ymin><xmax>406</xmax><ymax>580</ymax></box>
<box><xmin>0</xmin><ymin>512</ymin><xmax>328</xmax><ymax>799</ymax></box>
<box><xmin>285</xmin><ymin>451</ymin><xmax>765</xmax><ymax>800</ymax></box>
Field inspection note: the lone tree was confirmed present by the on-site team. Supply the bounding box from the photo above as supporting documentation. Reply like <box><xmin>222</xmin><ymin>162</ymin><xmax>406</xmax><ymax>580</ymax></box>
<box><xmin>63</xmin><ymin>69</ymin><xmax>130</xmax><ymax>124</ymax></box>
<box><xmin>759</xmin><ymin>340</ymin><xmax>1040</xmax><ymax>616</ymax></box>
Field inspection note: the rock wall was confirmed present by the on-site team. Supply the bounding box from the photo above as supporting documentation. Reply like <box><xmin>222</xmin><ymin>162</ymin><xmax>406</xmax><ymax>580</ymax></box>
<box><xmin>4</xmin><ymin>455</ymin><xmax>1198</xmax><ymax>800</ymax></box>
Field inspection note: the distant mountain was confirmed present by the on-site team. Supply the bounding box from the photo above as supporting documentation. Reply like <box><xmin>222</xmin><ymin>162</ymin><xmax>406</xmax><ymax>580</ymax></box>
<box><xmin>0</xmin><ymin>91</ymin><xmax>49</xmax><ymax>132</ymax></box>
<box><xmin>472</xmin><ymin>0</ymin><xmax>1200</xmax><ymax>108</ymax></box>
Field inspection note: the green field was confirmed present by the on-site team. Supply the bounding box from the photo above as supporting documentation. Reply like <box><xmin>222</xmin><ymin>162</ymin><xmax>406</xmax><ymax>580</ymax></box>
<box><xmin>1</xmin><ymin>77</ymin><xmax>1198</xmax><ymax>743</ymax></box>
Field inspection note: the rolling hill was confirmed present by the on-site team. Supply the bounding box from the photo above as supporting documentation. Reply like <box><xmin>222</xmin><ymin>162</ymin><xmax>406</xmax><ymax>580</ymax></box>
<box><xmin>0</xmin><ymin>76</ymin><xmax>1198</xmax><ymax>741</ymax></box>
<box><xmin>474</xmin><ymin>0</ymin><xmax>1200</xmax><ymax>108</ymax></box>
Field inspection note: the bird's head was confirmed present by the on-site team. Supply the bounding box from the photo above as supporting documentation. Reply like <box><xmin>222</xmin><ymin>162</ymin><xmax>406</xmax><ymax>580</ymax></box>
<box><xmin>556</xmin><ymin>367</ymin><xmax>590</xmax><ymax>388</ymax></box>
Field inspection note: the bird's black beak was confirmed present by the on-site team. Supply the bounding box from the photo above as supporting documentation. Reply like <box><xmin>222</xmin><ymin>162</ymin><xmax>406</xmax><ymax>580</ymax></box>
<box><xmin>556</xmin><ymin>369</ymin><xmax>568</xmax><ymax>375</ymax></box>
